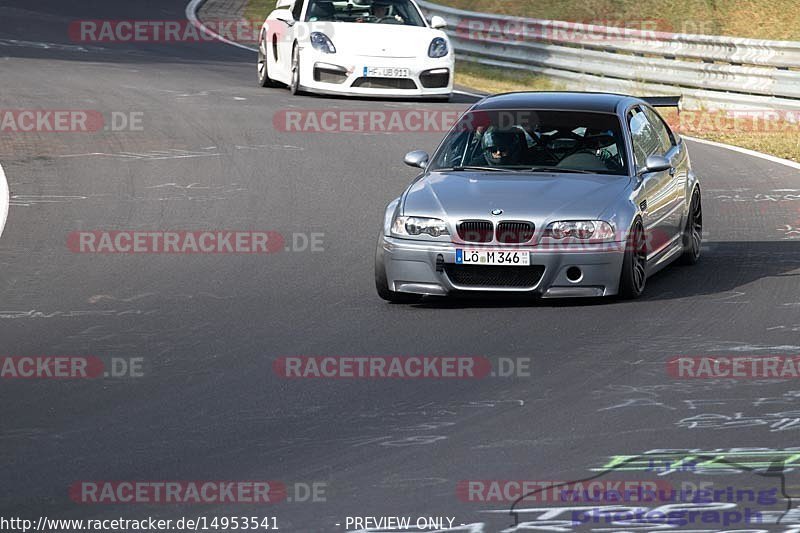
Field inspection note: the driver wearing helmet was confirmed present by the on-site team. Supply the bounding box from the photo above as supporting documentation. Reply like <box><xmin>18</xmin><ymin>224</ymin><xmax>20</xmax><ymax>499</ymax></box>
<box><xmin>481</xmin><ymin>128</ymin><xmax>524</xmax><ymax>166</ymax></box>
<box><xmin>372</xmin><ymin>1</ymin><xmax>403</xmax><ymax>22</ymax></box>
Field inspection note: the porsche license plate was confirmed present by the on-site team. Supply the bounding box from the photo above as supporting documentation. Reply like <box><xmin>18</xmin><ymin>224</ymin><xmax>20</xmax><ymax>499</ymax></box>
<box><xmin>456</xmin><ymin>249</ymin><xmax>530</xmax><ymax>266</ymax></box>
<box><xmin>364</xmin><ymin>66</ymin><xmax>410</xmax><ymax>78</ymax></box>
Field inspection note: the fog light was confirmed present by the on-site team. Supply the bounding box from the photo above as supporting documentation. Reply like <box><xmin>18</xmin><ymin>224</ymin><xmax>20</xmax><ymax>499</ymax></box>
<box><xmin>566</xmin><ymin>266</ymin><xmax>583</xmax><ymax>283</ymax></box>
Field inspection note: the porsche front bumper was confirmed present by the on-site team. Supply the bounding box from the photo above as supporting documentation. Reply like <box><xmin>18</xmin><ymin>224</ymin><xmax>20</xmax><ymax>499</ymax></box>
<box><xmin>299</xmin><ymin>49</ymin><xmax>453</xmax><ymax>98</ymax></box>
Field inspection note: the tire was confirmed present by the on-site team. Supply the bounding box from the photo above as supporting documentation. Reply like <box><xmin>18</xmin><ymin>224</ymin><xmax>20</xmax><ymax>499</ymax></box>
<box><xmin>618</xmin><ymin>218</ymin><xmax>647</xmax><ymax>299</ymax></box>
<box><xmin>289</xmin><ymin>44</ymin><xmax>302</xmax><ymax>95</ymax></box>
<box><xmin>375</xmin><ymin>234</ymin><xmax>423</xmax><ymax>304</ymax></box>
<box><xmin>257</xmin><ymin>33</ymin><xmax>278</xmax><ymax>88</ymax></box>
<box><xmin>678</xmin><ymin>187</ymin><xmax>702</xmax><ymax>265</ymax></box>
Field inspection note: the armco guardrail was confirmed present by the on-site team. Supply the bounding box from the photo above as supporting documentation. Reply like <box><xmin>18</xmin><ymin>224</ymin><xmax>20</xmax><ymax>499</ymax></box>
<box><xmin>417</xmin><ymin>0</ymin><xmax>800</xmax><ymax>110</ymax></box>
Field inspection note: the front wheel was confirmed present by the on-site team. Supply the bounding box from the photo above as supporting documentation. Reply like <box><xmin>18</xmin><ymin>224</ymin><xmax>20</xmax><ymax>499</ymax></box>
<box><xmin>679</xmin><ymin>188</ymin><xmax>702</xmax><ymax>265</ymax></box>
<box><xmin>375</xmin><ymin>234</ymin><xmax>422</xmax><ymax>304</ymax></box>
<box><xmin>257</xmin><ymin>33</ymin><xmax>278</xmax><ymax>87</ymax></box>
<box><xmin>618</xmin><ymin>219</ymin><xmax>647</xmax><ymax>299</ymax></box>
<box><xmin>289</xmin><ymin>44</ymin><xmax>302</xmax><ymax>95</ymax></box>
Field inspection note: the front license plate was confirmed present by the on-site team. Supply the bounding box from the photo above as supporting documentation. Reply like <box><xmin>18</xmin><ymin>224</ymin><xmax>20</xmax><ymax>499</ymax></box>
<box><xmin>456</xmin><ymin>249</ymin><xmax>530</xmax><ymax>266</ymax></box>
<box><xmin>364</xmin><ymin>66</ymin><xmax>410</xmax><ymax>78</ymax></box>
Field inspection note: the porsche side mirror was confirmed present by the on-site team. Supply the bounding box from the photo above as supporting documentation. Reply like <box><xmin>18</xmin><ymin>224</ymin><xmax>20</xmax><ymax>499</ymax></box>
<box><xmin>430</xmin><ymin>16</ymin><xmax>447</xmax><ymax>29</ymax></box>
<box><xmin>404</xmin><ymin>150</ymin><xmax>429</xmax><ymax>169</ymax></box>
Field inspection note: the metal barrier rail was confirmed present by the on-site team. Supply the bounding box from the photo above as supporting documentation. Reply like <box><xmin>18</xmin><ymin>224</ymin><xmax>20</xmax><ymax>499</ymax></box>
<box><xmin>417</xmin><ymin>0</ymin><xmax>800</xmax><ymax>109</ymax></box>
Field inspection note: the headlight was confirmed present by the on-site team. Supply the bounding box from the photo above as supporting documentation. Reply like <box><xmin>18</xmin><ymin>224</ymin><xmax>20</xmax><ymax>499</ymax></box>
<box><xmin>428</xmin><ymin>37</ymin><xmax>448</xmax><ymax>58</ymax></box>
<box><xmin>310</xmin><ymin>32</ymin><xmax>336</xmax><ymax>54</ymax></box>
<box><xmin>544</xmin><ymin>220</ymin><xmax>615</xmax><ymax>241</ymax></box>
<box><xmin>392</xmin><ymin>216</ymin><xmax>449</xmax><ymax>238</ymax></box>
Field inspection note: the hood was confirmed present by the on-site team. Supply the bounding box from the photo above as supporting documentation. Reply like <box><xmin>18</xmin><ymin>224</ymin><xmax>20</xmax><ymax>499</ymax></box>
<box><xmin>307</xmin><ymin>21</ymin><xmax>444</xmax><ymax>57</ymax></box>
<box><xmin>403</xmin><ymin>171</ymin><xmax>631</xmax><ymax>224</ymax></box>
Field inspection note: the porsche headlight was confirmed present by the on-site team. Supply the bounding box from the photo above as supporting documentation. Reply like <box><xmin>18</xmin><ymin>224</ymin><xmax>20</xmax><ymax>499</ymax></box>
<box><xmin>310</xmin><ymin>32</ymin><xmax>336</xmax><ymax>54</ymax></box>
<box><xmin>428</xmin><ymin>37</ymin><xmax>448</xmax><ymax>58</ymax></box>
<box><xmin>544</xmin><ymin>220</ymin><xmax>615</xmax><ymax>241</ymax></box>
<box><xmin>392</xmin><ymin>216</ymin><xmax>449</xmax><ymax>238</ymax></box>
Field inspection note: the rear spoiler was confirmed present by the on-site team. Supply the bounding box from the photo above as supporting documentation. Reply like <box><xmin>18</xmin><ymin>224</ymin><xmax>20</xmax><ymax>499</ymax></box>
<box><xmin>641</xmin><ymin>96</ymin><xmax>682</xmax><ymax>108</ymax></box>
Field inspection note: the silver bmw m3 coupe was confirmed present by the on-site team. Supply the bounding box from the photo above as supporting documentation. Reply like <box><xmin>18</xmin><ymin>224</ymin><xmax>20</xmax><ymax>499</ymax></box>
<box><xmin>375</xmin><ymin>92</ymin><xmax>702</xmax><ymax>301</ymax></box>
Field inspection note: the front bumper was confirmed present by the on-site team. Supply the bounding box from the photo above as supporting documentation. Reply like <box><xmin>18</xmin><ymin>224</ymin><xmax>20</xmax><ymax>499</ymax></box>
<box><xmin>299</xmin><ymin>49</ymin><xmax>453</xmax><ymax>97</ymax></box>
<box><xmin>380</xmin><ymin>236</ymin><xmax>626</xmax><ymax>298</ymax></box>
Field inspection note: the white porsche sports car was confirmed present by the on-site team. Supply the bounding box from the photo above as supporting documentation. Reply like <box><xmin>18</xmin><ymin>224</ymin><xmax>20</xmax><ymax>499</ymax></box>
<box><xmin>258</xmin><ymin>0</ymin><xmax>454</xmax><ymax>99</ymax></box>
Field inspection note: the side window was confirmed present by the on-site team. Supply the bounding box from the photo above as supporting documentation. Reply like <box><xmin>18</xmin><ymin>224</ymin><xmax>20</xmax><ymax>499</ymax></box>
<box><xmin>291</xmin><ymin>0</ymin><xmax>304</xmax><ymax>21</ymax></box>
<box><xmin>643</xmin><ymin>106</ymin><xmax>674</xmax><ymax>153</ymax></box>
<box><xmin>629</xmin><ymin>107</ymin><xmax>662</xmax><ymax>169</ymax></box>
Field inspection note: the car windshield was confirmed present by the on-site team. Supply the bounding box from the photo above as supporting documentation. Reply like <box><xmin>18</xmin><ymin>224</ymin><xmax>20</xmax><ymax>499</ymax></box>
<box><xmin>305</xmin><ymin>0</ymin><xmax>426</xmax><ymax>26</ymax></box>
<box><xmin>429</xmin><ymin>109</ymin><xmax>629</xmax><ymax>175</ymax></box>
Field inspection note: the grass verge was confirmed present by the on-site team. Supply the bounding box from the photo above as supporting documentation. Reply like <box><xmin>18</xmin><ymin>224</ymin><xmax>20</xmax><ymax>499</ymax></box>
<box><xmin>243</xmin><ymin>0</ymin><xmax>274</xmax><ymax>22</ymax></box>
<box><xmin>454</xmin><ymin>61</ymin><xmax>564</xmax><ymax>94</ymax></box>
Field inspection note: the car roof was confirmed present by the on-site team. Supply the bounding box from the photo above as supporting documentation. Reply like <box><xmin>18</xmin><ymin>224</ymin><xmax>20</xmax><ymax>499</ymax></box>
<box><xmin>471</xmin><ymin>91</ymin><xmax>639</xmax><ymax>114</ymax></box>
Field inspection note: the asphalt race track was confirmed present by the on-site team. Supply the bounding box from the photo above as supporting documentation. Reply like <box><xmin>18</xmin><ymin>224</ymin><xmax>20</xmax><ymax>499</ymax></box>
<box><xmin>2</xmin><ymin>0</ymin><xmax>800</xmax><ymax>531</ymax></box>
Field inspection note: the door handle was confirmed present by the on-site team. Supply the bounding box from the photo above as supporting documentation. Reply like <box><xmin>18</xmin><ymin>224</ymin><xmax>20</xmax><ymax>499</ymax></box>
<box><xmin>669</xmin><ymin>167</ymin><xmax>676</xmax><ymax>176</ymax></box>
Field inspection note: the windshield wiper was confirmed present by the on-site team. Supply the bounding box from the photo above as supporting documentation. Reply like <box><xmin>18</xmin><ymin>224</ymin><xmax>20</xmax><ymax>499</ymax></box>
<box><xmin>526</xmin><ymin>166</ymin><xmax>596</xmax><ymax>174</ymax></box>
<box><xmin>435</xmin><ymin>166</ymin><xmax>518</xmax><ymax>173</ymax></box>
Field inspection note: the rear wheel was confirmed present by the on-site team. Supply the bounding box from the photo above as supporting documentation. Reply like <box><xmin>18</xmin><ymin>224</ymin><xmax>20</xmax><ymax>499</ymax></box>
<box><xmin>257</xmin><ymin>33</ymin><xmax>278</xmax><ymax>87</ymax></box>
<box><xmin>679</xmin><ymin>188</ymin><xmax>702</xmax><ymax>265</ymax></box>
<box><xmin>375</xmin><ymin>234</ymin><xmax>423</xmax><ymax>304</ymax></box>
<box><xmin>618</xmin><ymin>219</ymin><xmax>647</xmax><ymax>299</ymax></box>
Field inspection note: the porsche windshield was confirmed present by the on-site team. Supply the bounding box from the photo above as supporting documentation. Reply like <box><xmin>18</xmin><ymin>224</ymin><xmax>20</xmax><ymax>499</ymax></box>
<box><xmin>430</xmin><ymin>109</ymin><xmax>629</xmax><ymax>175</ymax></box>
<box><xmin>305</xmin><ymin>0</ymin><xmax>426</xmax><ymax>26</ymax></box>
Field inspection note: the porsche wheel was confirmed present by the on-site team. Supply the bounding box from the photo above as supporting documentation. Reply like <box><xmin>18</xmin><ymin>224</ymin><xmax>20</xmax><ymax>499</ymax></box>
<box><xmin>257</xmin><ymin>33</ymin><xmax>278</xmax><ymax>88</ymax></box>
<box><xmin>289</xmin><ymin>44</ymin><xmax>302</xmax><ymax>95</ymax></box>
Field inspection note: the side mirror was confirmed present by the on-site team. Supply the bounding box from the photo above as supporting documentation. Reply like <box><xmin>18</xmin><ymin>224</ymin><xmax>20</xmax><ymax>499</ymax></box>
<box><xmin>404</xmin><ymin>150</ymin><xmax>429</xmax><ymax>169</ymax></box>
<box><xmin>642</xmin><ymin>154</ymin><xmax>672</xmax><ymax>174</ymax></box>
<box><xmin>276</xmin><ymin>0</ymin><xmax>293</xmax><ymax>8</ymax></box>
<box><xmin>430</xmin><ymin>15</ymin><xmax>447</xmax><ymax>29</ymax></box>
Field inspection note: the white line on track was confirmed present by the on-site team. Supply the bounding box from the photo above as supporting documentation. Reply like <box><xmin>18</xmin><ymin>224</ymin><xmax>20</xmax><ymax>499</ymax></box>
<box><xmin>185</xmin><ymin>0</ymin><xmax>258</xmax><ymax>52</ymax></box>
<box><xmin>0</xmin><ymin>161</ymin><xmax>9</xmax><ymax>238</ymax></box>
<box><xmin>183</xmin><ymin>0</ymin><xmax>799</xmax><ymax>171</ymax></box>
<box><xmin>684</xmin><ymin>135</ymin><xmax>800</xmax><ymax>171</ymax></box>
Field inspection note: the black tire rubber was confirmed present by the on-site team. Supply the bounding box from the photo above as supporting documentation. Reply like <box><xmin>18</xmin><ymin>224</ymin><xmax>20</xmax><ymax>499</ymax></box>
<box><xmin>618</xmin><ymin>218</ymin><xmax>647</xmax><ymax>299</ymax></box>
<box><xmin>257</xmin><ymin>33</ymin><xmax>278</xmax><ymax>88</ymax></box>
<box><xmin>289</xmin><ymin>44</ymin><xmax>302</xmax><ymax>95</ymax></box>
<box><xmin>678</xmin><ymin>187</ymin><xmax>702</xmax><ymax>265</ymax></box>
<box><xmin>375</xmin><ymin>233</ymin><xmax>423</xmax><ymax>304</ymax></box>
